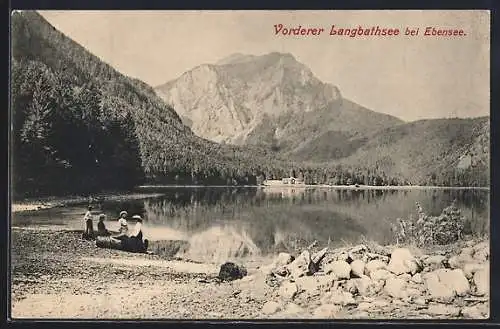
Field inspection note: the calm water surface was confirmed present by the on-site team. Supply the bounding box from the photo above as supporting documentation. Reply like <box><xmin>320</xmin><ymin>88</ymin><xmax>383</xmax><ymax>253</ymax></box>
<box><xmin>13</xmin><ymin>187</ymin><xmax>489</xmax><ymax>263</ymax></box>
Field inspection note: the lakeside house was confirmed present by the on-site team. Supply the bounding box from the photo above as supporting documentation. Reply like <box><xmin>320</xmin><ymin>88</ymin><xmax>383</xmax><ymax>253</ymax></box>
<box><xmin>263</xmin><ymin>177</ymin><xmax>305</xmax><ymax>186</ymax></box>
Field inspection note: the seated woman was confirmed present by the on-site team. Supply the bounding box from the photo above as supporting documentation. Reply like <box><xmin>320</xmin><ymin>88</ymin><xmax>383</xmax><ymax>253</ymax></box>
<box><xmin>96</xmin><ymin>214</ymin><xmax>111</xmax><ymax>236</ymax></box>
<box><xmin>118</xmin><ymin>210</ymin><xmax>128</xmax><ymax>234</ymax></box>
<box><xmin>112</xmin><ymin>210</ymin><xmax>129</xmax><ymax>241</ymax></box>
<box><xmin>131</xmin><ymin>215</ymin><xmax>143</xmax><ymax>241</ymax></box>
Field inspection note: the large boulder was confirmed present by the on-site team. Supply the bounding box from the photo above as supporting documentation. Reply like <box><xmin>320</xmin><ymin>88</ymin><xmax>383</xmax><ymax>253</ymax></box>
<box><xmin>387</xmin><ymin>248</ymin><xmax>422</xmax><ymax>275</ymax></box>
<box><xmin>440</xmin><ymin>269</ymin><xmax>470</xmax><ymax>296</ymax></box>
<box><xmin>423</xmin><ymin>268</ymin><xmax>470</xmax><ymax>301</ymax></box>
<box><xmin>286</xmin><ymin>250</ymin><xmax>314</xmax><ymax>279</ymax></box>
<box><xmin>324</xmin><ymin>260</ymin><xmax>351</xmax><ymax>280</ymax></box>
<box><xmin>260</xmin><ymin>252</ymin><xmax>295</xmax><ymax>276</ymax></box>
<box><xmin>351</xmin><ymin>276</ymin><xmax>382</xmax><ymax>297</ymax></box>
<box><xmin>463</xmin><ymin>263</ymin><xmax>486</xmax><ymax>279</ymax></box>
<box><xmin>295</xmin><ymin>275</ymin><xmax>335</xmax><ymax>296</ymax></box>
<box><xmin>423</xmin><ymin>272</ymin><xmax>455</xmax><ymax>302</ymax></box>
<box><xmin>274</xmin><ymin>252</ymin><xmax>295</xmax><ymax>268</ymax></box>
<box><xmin>262</xmin><ymin>301</ymin><xmax>282</xmax><ymax>315</ymax></box>
<box><xmin>218</xmin><ymin>262</ymin><xmax>247</xmax><ymax>281</ymax></box>
<box><xmin>350</xmin><ymin>260</ymin><xmax>365</xmax><ymax>278</ymax></box>
<box><xmin>448</xmin><ymin>247</ymin><xmax>476</xmax><ymax>269</ymax></box>
<box><xmin>365</xmin><ymin>260</ymin><xmax>387</xmax><ymax>275</ymax></box>
<box><xmin>279</xmin><ymin>281</ymin><xmax>299</xmax><ymax>300</ymax></box>
<box><xmin>370</xmin><ymin>269</ymin><xmax>393</xmax><ymax>282</ymax></box>
<box><xmin>473</xmin><ymin>267</ymin><xmax>489</xmax><ymax>296</ymax></box>
<box><xmin>422</xmin><ymin>255</ymin><xmax>447</xmax><ymax>271</ymax></box>
<box><xmin>411</xmin><ymin>273</ymin><xmax>423</xmax><ymax>284</ymax></box>
<box><xmin>462</xmin><ymin>304</ymin><xmax>489</xmax><ymax>319</ymax></box>
<box><xmin>472</xmin><ymin>242</ymin><xmax>489</xmax><ymax>262</ymax></box>
<box><xmin>384</xmin><ymin>277</ymin><xmax>408</xmax><ymax>299</ymax></box>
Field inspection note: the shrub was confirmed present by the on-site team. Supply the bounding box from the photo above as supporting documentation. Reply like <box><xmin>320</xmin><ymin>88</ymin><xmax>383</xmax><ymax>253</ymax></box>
<box><xmin>392</xmin><ymin>200</ymin><xmax>466</xmax><ymax>247</ymax></box>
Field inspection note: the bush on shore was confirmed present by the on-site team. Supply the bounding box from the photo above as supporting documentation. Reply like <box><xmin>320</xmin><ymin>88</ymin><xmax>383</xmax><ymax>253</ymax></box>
<box><xmin>392</xmin><ymin>201</ymin><xmax>470</xmax><ymax>247</ymax></box>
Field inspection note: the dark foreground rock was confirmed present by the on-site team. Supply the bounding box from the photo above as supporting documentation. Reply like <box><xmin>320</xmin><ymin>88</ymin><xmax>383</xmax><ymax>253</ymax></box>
<box><xmin>218</xmin><ymin>262</ymin><xmax>248</xmax><ymax>281</ymax></box>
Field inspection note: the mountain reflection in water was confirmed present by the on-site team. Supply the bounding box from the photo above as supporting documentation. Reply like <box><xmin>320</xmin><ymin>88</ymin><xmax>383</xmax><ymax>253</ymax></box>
<box><xmin>13</xmin><ymin>187</ymin><xmax>489</xmax><ymax>263</ymax></box>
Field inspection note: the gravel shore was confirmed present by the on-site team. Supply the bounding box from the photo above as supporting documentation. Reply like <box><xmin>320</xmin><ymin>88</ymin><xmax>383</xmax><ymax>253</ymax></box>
<box><xmin>10</xmin><ymin>228</ymin><xmax>489</xmax><ymax>319</ymax></box>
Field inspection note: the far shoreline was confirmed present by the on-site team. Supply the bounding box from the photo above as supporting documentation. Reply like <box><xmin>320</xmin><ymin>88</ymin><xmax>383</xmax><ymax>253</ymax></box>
<box><xmin>11</xmin><ymin>184</ymin><xmax>489</xmax><ymax>214</ymax></box>
<box><xmin>138</xmin><ymin>184</ymin><xmax>490</xmax><ymax>190</ymax></box>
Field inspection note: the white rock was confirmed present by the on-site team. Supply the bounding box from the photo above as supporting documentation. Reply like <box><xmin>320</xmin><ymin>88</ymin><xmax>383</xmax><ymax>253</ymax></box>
<box><xmin>406</xmin><ymin>287</ymin><xmax>421</xmax><ymax>298</ymax></box>
<box><xmin>472</xmin><ymin>243</ymin><xmax>489</xmax><ymax>262</ymax></box>
<box><xmin>370</xmin><ymin>269</ymin><xmax>393</xmax><ymax>282</ymax></box>
<box><xmin>385</xmin><ymin>278</ymin><xmax>408</xmax><ymax>299</ymax></box>
<box><xmin>365</xmin><ymin>260</ymin><xmax>386</xmax><ymax>275</ymax></box>
<box><xmin>414</xmin><ymin>297</ymin><xmax>428</xmax><ymax>306</ymax></box>
<box><xmin>352</xmin><ymin>276</ymin><xmax>379</xmax><ymax>297</ymax></box>
<box><xmin>312</xmin><ymin>304</ymin><xmax>341</xmax><ymax>319</ymax></box>
<box><xmin>357</xmin><ymin>302</ymin><xmax>372</xmax><ymax>311</ymax></box>
<box><xmin>286</xmin><ymin>250</ymin><xmax>312</xmax><ymax>279</ymax></box>
<box><xmin>350</xmin><ymin>259</ymin><xmax>365</xmax><ymax>278</ymax></box>
<box><xmin>279</xmin><ymin>303</ymin><xmax>304</xmax><ymax>318</ymax></box>
<box><xmin>427</xmin><ymin>304</ymin><xmax>460</xmax><ymax>317</ymax></box>
<box><xmin>447</xmin><ymin>256</ymin><xmax>461</xmax><ymax>269</ymax></box>
<box><xmin>448</xmin><ymin>251</ymin><xmax>475</xmax><ymax>270</ymax></box>
<box><xmin>412</xmin><ymin>273</ymin><xmax>423</xmax><ymax>284</ymax></box>
<box><xmin>436</xmin><ymin>269</ymin><xmax>470</xmax><ymax>296</ymax></box>
<box><xmin>387</xmin><ymin>248</ymin><xmax>422</xmax><ymax>275</ymax></box>
<box><xmin>279</xmin><ymin>281</ymin><xmax>298</xmax><ymax>300</ymax></box>
<box><xmin>295</xmin><ymin>275</ymin><xmax>334</xmax><ymax>294</ymax></box>
<box><xmin>343</xmin><ymin>279</ymin><xmax>358</xmax><ymax>295</ymax></box>
<box><xmin>329</xmin><ymin>289</ymin><xmax>356</xmax><ymax>306</ymax></box>
<box><xmin>324</xmin><ymin>260</ymin><xmax>351</xmax><ymax>280</ymax></box>
<box><xmin>423</xmin><ymin>272</ymin><xmax>455</xmax><ymax>302</ymax></box>
<box><xmin>462</xmin><ymin>304</ymin><xmax>489</xmax><ymax>319</ymax></box>
<box><xmin>463</xmin><ymin>263</ymin><xmax>485</xmax><ymax>279</ymax></box>
<box><xmin>473</xmin><ymin>267</ymin><xmax>489</xmax><ymax>296</ymax></box>
<box><xmin>273</xmin><ymin>252</ymin><xmax>294</xmax><ymax>267</ymax></box>
<box><xmin>423</xmin><ymin>255</ymin><xmax>446</xmax><ymax>270</ymax></box>
<box><xmin>262</xmin><ymin>301</ymin><xmax>282</xmax><ymax>315</ymax></box>
<box><xmin>398</xmin><ymin>273</ymin><xmax>412</xmax><ymax>282</ymax></box>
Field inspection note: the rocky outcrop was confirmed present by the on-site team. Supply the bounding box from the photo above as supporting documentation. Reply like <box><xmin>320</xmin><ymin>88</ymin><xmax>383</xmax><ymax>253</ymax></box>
<box><xmin>251</xmin><ymin>238</ymin><xmax>489</xmax><ymax>319</ymax></box>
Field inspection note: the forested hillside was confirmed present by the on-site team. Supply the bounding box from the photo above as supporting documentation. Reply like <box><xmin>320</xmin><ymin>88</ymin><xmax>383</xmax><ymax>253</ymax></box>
<box><xmin>334</xmin><ymin>117</ymin><xmax>490</xmax><ymax>187</ymax></box>
<box><xmin>10</xmin><ymin>11</ymin><xmax>280</xmax><ymax>196</ymax></box>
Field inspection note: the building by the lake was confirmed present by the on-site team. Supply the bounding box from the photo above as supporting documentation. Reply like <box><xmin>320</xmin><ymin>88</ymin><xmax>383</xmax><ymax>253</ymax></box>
<box><xmin>263</xmin><ymin>177</ymin><xmax>305</xmax><ymax>186</ymax></box>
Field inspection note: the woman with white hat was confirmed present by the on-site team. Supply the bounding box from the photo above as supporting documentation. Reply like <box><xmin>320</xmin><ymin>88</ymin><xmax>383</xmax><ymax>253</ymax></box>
<box><xmin>117</xmin><ymin>210</ymin><xmax>128</xmax><ymax>234</ymax></box>
<box><xmin>131</xmin><ymin>215</ymin><xmax>143</xmax><ymax>241</ymax></box>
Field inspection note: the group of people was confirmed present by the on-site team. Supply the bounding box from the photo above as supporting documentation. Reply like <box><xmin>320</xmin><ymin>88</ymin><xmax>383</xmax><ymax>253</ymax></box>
<box><xmin>83</xmin><ymin>206</ymin><xmax>144</xmax><ymax>243</ymax></box>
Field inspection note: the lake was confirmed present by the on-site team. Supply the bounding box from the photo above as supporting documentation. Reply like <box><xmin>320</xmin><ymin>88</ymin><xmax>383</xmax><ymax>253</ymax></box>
<box><xmin>12</xmin><ymin>187</ymin><xmax>489</xmax><ymax>264</ymax></box>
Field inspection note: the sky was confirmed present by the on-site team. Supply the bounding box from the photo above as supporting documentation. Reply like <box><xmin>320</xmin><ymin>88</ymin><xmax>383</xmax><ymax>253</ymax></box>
<box><xmin>38</xmin><ymin>10</ymin><xmax>490</xmax><ymax>122</ymax></box>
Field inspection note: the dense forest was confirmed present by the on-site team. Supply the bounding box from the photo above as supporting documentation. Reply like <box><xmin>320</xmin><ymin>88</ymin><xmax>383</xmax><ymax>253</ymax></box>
<box><xmin>10</xmin><ymin>11</ymin><xmax>490</xmax><ymax>198</ymax></box>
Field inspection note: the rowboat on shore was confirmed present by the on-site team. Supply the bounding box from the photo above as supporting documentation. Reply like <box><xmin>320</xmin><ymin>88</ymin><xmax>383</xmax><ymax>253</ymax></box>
<box><xmin>95</xmin><ymin>235</ymin><xmax>149</xmax><ymax>253</ymax></box>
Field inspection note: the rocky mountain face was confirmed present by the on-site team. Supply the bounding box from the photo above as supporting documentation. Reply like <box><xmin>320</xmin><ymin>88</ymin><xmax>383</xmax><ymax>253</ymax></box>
<box><xmin>155</xmin><ymin>53</ymin><xmax>489</xmax><ymax>186</ymax></box>
<box><xmin>155</xmin><ymin>52</ymin><xmax>401</xmax><ymax>147</ymax></box>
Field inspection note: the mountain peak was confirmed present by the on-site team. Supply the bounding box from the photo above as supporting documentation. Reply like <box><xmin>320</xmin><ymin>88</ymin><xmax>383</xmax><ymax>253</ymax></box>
<box><xmin>216</xmin><ymin>53</ymin><xmax>256</xmax><ymax>65</ymax></box>
<box><xmin>216</xmin><ymin>52</ymin><xmax>297</xmax><ymax>66</ymax></box>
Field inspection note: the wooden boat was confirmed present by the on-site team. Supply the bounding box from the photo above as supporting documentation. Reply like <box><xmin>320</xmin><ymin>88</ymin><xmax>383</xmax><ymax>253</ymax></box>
<box><xmin>96</xmin><ymin>235</ymin><xmax>149</xmax><ymax>253</ymax></box>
